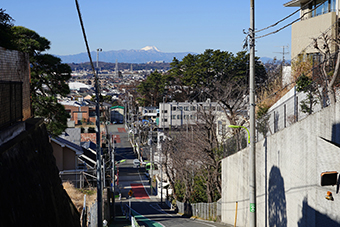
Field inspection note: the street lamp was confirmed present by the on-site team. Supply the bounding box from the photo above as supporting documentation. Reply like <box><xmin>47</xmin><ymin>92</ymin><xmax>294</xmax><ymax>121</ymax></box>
<box><xmin>228</xmin><ymin>125</ymin><xmax>250</xmax><ymax>144</ymax></box>
<box><xmin>96</xmin><ymin>48</ymin><xmax>102</xmax><ymax>70</ymax></box>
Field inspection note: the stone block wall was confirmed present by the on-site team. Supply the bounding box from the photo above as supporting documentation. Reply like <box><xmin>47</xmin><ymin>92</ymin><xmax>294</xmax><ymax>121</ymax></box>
<box><xmin>0</xmin><ymin>118</ymin><xmax>80</xmax><ymax>227</ymax></box>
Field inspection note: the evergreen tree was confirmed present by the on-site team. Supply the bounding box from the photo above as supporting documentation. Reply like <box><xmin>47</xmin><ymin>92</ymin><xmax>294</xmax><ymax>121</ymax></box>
<box><xmin>3</xmin><ymin>23</ymin><xmax>72</xmax><ymax>135</ymax></box>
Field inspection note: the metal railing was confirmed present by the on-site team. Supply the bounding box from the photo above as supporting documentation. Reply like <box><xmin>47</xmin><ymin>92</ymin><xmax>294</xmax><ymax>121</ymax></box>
<box><xmin>0</xmin><ymin>81</ymin><xmax>23</xmax><ymax>129</ymax></box>
<box><xmin>175</xmin><ymin>199</ymin><xmax>221</xmax><ymax>222</ymax></box>
<box><xmin>256</xmin><ymin>88</ymin><xmax>324</xmax><ymax>142</ymax></box>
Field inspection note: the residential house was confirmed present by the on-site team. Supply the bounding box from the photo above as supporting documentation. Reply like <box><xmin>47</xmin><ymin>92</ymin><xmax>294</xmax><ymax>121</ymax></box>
<box><xmin>140</xmin><ymin>106</ymin><xmax>158</xmax><ymax>123</ymax></box>
<box><xmin>60</xmin><ymin>99</ymin><xmax>111</xmax><ymax>125</ymax></box>
<box><xmin>50</xmin><ymin>137</ymin><xmax>85</xmax><ymax>187</ymax></box>
<box><xmin>0</xmin><ymin>47</ymin><xmax>30</xmax><ymax>131</ymax></box>
<box><xmin>51</xmin><ymin>136</ymin><xmax>97</xmax><ymax>188</ymax></box>
<box><xmin>284</xmin><ymin>0</ymin><xmax>338</xmax><ymax>58</ymax></box>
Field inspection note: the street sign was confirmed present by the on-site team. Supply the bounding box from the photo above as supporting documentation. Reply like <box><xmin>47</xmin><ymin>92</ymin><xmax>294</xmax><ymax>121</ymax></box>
<box><xmin>128</xmin><ymin>190</ymin><xmax>133</xmax><ymax>197</ymax></box>
<box><xmin>250</xmin><ymin>203</ymin><xmax>255</xmax><ymax>213</ymax></box>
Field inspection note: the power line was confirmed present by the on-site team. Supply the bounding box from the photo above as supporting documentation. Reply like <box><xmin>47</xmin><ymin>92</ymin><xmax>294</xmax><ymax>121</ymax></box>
<box><xmin>247</xmin><ymin>1</ymin><xmax>324</xmax><ymax>40</ymax></box>
<box><xmin>74</xmin><ymin>1</ymin><xmax>103</xmax><ymax>227</ymax></box>
<box><xmin>254</xmin><ymin>6</ymin><xmax>301</xmax><ymax>34</ymax></box>
<box><xmin>255</xmin><ymin>0</ymin><xmax>316</xmax><ymax>35</ymax></box>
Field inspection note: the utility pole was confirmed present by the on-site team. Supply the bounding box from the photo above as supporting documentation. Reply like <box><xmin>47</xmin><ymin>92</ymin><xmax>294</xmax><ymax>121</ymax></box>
<box><xmin>249</xmin><ymin>1</ymin><xmax>256</xmax><ymax>227</ymax></box>
<box><xmin>160</xmin><ymin>97</ymin><xmax>165</xmax><ymax>204</ymax></box>
<box><xmin>276</xmin><ymin>45</ymin><xmax>289</xmax><ymax>64</ymax></box>
<box><xmin>149</xmin><ymin>128</ymin><xmax>153</xmax><ymax>196</ymax></box>
<box><xmin>111</xmin><ymin>136</ymin><xmax>115</xmax><ymax>220</ymax></box>
<box><xmin>74</xmin><ymin>1</ymin><xmax>103</xmax><ymax>224</ymax></box>
<box><xmin>115</xmin><ymin>59</ymin><xmax>118</xmax><ymax>78</ymax></box>
<box><xmin>96</xmin><ymin>48</ymin><xmax>103</xmax><ymax>227</ymax></box>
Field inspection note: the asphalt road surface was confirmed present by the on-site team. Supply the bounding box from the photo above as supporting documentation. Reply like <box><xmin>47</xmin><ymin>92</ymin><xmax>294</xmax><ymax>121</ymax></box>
<box><xmin>108</xmin><ymin>124</ymin><xmax>232</xmax><ymax>227</ymax></box>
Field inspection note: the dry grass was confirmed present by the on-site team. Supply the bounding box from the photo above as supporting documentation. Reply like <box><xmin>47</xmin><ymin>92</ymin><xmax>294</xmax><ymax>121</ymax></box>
<box><xmin>256</xmin><ymin>79</ymin><xmax>291</xmax><ymax>115</ymax></box>
<box><xmin>63</xmin><ymin>182</ymin><xmax>97</xmax><ymax>213</ymax></box>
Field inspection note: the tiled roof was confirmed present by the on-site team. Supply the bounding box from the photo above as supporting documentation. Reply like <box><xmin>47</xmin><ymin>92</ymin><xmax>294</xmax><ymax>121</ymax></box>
<box><xmin>52</xmin><ymin>136</ymin><xmax>83</xmax><ymax>155</ymax></box>
<box><xmin>60</xmin><ymin>128</ymin><xmax>81</xmax><ymax>145</ymax></box>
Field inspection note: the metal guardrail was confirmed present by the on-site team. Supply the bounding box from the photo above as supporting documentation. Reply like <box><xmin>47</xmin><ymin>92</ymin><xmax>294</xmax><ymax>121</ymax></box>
<box><xmin>0</xmin><ymin>81</ymin><xmax>23</xmax><ymax>129</ymax></box>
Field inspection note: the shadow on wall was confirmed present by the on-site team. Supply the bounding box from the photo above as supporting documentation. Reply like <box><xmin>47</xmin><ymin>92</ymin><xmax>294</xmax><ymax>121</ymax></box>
<box><xmin>331</xmin><ymin>123</ymin><xmax>340</xmax><ymax>145</ymax></box>
<box><xmin>268</xmin><ymin>166</ymin><xmax>287</xmax><ymax>227</ymax></box>
<box><xmin>298</xmin><ymin>198</ymin><xmax>340</xmax><ymax>227</ymax></box>
<box><xmin>320</xmin><ymin>122</ymin><xmax>340</xmax><ymax>160</ymax></box>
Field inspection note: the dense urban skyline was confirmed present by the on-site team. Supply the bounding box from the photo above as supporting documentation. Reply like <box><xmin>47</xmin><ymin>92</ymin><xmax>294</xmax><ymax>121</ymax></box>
<box><xmin>2</xmin><ymin>0</ymin><xmax>297</xmax><ymax>60</ymax></box>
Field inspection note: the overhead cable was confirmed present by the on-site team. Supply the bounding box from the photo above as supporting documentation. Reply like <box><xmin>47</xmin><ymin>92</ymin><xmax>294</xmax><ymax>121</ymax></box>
<box><xmin>254</xmin><ymin>0</ymin><xmax>323</xmax><ymax>39</ymax></box>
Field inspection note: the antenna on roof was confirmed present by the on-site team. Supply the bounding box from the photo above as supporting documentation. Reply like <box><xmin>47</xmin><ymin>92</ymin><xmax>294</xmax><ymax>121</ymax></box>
<box><xmin>274</xmin><ymin>45</ymin><xmax>289</xmax><ymax>64</ymax></box>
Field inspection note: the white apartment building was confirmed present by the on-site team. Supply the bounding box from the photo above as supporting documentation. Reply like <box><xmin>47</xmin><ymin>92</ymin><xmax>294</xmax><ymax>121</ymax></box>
<box><xmin>158</xmin><ymin>99</ymin><xmax>226</xmax><ymax>129</ymax></box>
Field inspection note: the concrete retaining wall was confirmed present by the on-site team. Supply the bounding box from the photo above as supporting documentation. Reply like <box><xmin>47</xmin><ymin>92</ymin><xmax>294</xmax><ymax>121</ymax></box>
<box><xmin>221</xmin><ymin>101</ymin><xmax>340</xmax><ymax>226</ymax></box>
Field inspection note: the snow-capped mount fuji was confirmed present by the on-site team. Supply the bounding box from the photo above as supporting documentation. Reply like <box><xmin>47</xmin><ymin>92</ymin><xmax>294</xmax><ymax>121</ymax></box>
<box><xmin>140</xmin><ymin>46</ymin><xmax>161</xmax><ymax>52</ymax></box>
<box><xmin>57</xmin><ymin>46</ymin><xmax>193</xmax><ymax>64</ymax></box>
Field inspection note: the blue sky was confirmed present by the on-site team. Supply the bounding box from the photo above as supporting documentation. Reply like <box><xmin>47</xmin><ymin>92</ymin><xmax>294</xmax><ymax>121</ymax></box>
<box><xmin>2</xmin><ymin>0</ymin><xmax>299</xmax><ymax>60</ymax></box>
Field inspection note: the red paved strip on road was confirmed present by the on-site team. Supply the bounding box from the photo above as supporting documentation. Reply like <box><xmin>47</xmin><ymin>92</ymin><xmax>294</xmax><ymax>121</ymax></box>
<box><xmin>130</xmin><ymin>183</ymin><xmax>149</xmax><ymax>199</ymax></box>
<box><xmin>118</xmin><ymin>128</ymin><xmax>126</xmax><ymax>133</ymax></box>
<box><xmin>112</xmin><ymin>135</ymin><xmax>121</xmax><ymax>143</ymax></box>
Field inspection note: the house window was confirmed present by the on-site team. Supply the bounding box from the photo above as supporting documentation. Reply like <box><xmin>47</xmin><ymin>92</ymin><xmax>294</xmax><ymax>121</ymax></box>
<box><xmin>172</xmin><ymin>106</ymin><xmax>177</xmax><ymax>111</ymax></box>
<box><xmin>177</xmin><ymin>115</ymin><xmax>182</xmax><ymax>119</ymax></box>
<box><xmin>218</xmin><ymin>121</ymin><xmax>222</xmax><ymax>135</ymax></box>
<box><xmin>218</xmin><ymin>120</ymin><xmax>227</xmax><ymax>135</ymax></box>
<box><xmin>172</xmin><ymin>115</ymin><xmax>176</xmax><ymax>119</ymax></box>
<box><xmin>178</xmin><ymin>106</ymin><xmax>183</xmax><ymax>111</ymax></box>
<box><xmin>190</xmin><ymin>106</ymin><xmax>196</xmax><ymax>111</ymax></box>
<box><xmin>184</xmin><ymin>106</ymin><xmax>189</xmax><ymax>111</ymax></box>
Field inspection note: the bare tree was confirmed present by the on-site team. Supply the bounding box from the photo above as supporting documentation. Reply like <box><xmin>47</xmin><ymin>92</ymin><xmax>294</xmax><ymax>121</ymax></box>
<box><xmin>313</xmin><ymin>32</ymin><xmax>340</xmax><ymax>105</ymax></box>
<box><xmin>162</xmin><ymin>130</ymin><xmax>202</xmax><ymax>202</ymax></box>
<box><xmin>162</xmin><ymin>107</ymin><xmax>225</xmax><ymax>203</ymax></box>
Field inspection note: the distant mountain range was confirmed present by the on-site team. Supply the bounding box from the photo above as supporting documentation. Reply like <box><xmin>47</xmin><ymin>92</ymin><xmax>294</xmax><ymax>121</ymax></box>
<box><xmin>57</xmin><ymin>46</ymin><xmax>281</xmax><ymax>64</ymax></box>
<box><xmin>57</xmin><ymin>46</ymin><xmax>194</xmax><ymax>64</ymax></box>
